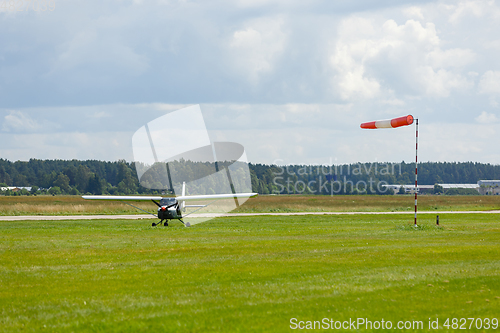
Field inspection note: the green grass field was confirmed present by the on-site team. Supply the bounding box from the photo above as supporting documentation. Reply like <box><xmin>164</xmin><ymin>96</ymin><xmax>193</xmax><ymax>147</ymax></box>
<box><xmin>1</xmin><ymin>214</ymin><xmax>499</xmax><ymax>332</ymax></box>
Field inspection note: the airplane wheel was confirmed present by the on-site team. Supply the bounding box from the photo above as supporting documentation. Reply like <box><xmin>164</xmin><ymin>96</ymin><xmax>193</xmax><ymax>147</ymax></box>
<box><xmin>164</xmin><ymin>221</ymin><xmax>168</xmax><ymax>227</ymax></box>
<box><xmin>152</xmin><ymin>222</ymin><xmax>156</xmax><ymax>227</ymax></box>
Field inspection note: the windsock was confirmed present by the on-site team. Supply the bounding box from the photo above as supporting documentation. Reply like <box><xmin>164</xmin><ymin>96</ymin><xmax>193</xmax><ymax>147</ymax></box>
<box><xmin>360</xmin><ymin>115</ymin><xmax>414</xmax><ymax>129</ymax></box>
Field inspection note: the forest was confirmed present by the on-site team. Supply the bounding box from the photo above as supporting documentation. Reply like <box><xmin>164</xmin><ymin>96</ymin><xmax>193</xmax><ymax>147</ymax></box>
<box><xmin>0</xmin><ymin>158</ymin><xmax>499</xmax><ymax>196</ymax></box>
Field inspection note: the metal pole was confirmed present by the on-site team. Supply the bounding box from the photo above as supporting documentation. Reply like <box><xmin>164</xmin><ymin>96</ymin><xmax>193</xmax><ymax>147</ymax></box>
<box><xmin>414</xmin><ymin>119</ymin><xmax>418</xmax><ymax>226</ymax></box>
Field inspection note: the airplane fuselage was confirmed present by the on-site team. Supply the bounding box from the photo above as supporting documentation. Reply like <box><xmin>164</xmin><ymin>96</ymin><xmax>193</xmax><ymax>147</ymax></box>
<box><xmin>157</xmin><ymin>204</ymin><xmax>182</xmax><ymax>220</ymax></box>
<box><xmin>157</xmin><ymin>197</ymin><xmax>182</xmax><ymax>220</ymax></box>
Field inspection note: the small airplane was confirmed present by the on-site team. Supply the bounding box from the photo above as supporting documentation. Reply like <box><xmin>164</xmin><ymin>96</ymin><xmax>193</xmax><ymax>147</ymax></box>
<box><xmin>82</xmin><ymin>182</ymin><xmax>257</xmax><ymax>227</ymax></box>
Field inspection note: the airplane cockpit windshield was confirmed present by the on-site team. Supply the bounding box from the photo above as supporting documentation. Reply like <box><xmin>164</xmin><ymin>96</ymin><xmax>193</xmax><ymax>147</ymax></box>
<box><xmin>160</xmin><ymin>198</ymin><xmax>177</xmax><ymax>206</ymax></box>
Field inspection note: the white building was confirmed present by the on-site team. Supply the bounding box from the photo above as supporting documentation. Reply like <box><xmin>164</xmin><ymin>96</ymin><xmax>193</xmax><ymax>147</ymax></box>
<box><xmin>0</xmin><ymin>186</ymin><xmax>32</xmax><ymax>192</ymax></box>
<box><xmin>478</xmin><ymin>180</ymin><xmax>500</xmax><ymax>187</ymax></box>
<box><xmin>478</xmin><ymin>180</ymin><xmax>500</xmax><ymax>195</ymax></box>
<box><xmin>382</xmin><ymin>183</ymin><xmax>478</xmax><ymax>194</ymax></box>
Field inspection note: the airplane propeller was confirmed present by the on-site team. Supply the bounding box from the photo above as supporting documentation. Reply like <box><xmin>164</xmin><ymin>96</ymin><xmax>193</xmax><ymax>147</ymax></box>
<box><xmin>160</xmin><ymin>203</ymin><xmax>177</xmax><ymax>211</ymax></box>
<box><xmin>151</xmin><ymin>200</ymin><xmax>177</xmax><ymax>210</ymax></box>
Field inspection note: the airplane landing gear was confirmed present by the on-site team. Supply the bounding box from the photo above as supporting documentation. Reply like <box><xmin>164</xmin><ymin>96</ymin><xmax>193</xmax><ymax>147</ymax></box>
<box><xmin>164</xmin><ymin>221</ymin><xmax>168</xmax><ymax>226</ymax></box>
<box><xmin>153</xmin><ymin>220</ymin><xmax>166</xmax><ymax>227</ymax></box>
<box><xmin>179</xmin><ymin>219</ymin><xmax>191</xmax><ymax>227</ymax></box>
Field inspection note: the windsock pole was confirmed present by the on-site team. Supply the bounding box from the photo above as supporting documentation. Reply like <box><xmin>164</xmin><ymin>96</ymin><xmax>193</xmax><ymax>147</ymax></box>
<box><xmin>360</xmin><ymin>114</ymin><xmax>417</xmax><ymax>225</ymax></box>
<box><xmin>414</xmin><ymin>119</ymin><xmax>418</xmax><ymax>226</ymax></box>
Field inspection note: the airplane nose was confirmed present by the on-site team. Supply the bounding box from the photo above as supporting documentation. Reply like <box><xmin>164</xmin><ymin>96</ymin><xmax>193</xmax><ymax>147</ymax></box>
<box><xmin>161</xmin><ymin>206</ymin><xmax>166</xmax><ymax>211</ymax></box>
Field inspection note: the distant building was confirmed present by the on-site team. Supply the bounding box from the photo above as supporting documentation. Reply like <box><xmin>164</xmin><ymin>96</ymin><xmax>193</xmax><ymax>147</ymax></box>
<box><xmin>440</xmin><ymin>184</ymin><xmax>479</xmax><ymax>190</ymax></box>
<box><xmin>382</xmin><ymin>184</ymin><xmax>433</xmax><ymax>194</ymax></box>
<box><xmin>382</xmin><ymin>183</ymin><xmax>478</xmax><ymax>195</ymax></box>
<box><xmin>0</xmin><ymin>186</ymin><xmax>32</xmax><ymax>192</ymax></box>
<box><xmin>478</xmin><ymin>180</ymin><xmax>500</xmax><ymax>195</ymax></box>
<box><xmin>383</xmin><ymin>181</ymin><xmax>500</xmax><ymax>195</ymax></box>
<box><xmin>478</xmin><ymin>180</ymin><xmax>500</xmax><ymax>187</ymax></box>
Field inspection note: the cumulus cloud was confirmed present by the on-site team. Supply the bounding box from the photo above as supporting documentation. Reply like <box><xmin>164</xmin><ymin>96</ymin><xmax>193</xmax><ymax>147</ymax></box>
<box><xmin>448</xmin><ymin>0</ymin><xmax>489</xmax><ymax>23</ymax></box>
<box><xmin>2</xmin><ymin>111</ymin><xmax>38</xmax><ymax>132</ymax></box>
<box><xmin>330</xmin><ymin>16</ymin><xmax>474</xmax><ymax>101</ymax></box>
<box><xmin>416</xmin><ymin>66</ymin><xmax>472</xmax><ymax>97</ymax></box>
<box><xmin>329</xmin><ymin>17</ymin><xmax>381</xmax><ymax>100</ymax></box>
<box><xmin>478</xmin><ymin>71</ymin><xmax>500</xmax><ymax>95</ymax></box>
<box><xmin>229</xmin><ymin>17</ymin><xmax>286</xmax><ymax>82</ymax></box>
<box><xmin>0</xmin><ymin>131</ymin><xmax>133</xmax><ymax>161</ymax></box>
<box><xmin>1</xmin><ymin>111</ymin><xmax>58</xmax><ymax>133</ymax></box>
<box><xmin>426</xmin><ymin>48</ymin><xmax>476</xmax><ymax>69</ymax></box>
<box><xmin>478</xmin><ymin>71</ymin><xmax>500</xmax><ymax>106</ymax></box>
<box><xmin>475</xmin><ymin>111</ymin><xmax>499</xmax><ymax>124</ymax></box>
<box><xmin>50</xmin><ymin>15</ymin><xmax>150</xmax><ymax>81</ymax></box>
<box><xmin>0</xmin><ymin>0</ymin><xmax>495</xmax><ymax>109</ymax></box>
<box><xmin>403</xmin><ymin>6</ymin><xmax>424</xmax><ymax>20</ymax></box>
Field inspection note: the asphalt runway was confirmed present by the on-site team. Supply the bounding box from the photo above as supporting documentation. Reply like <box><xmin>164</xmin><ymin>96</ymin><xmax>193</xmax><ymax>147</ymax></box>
<box><xmin>1</xmin><ymin>210</ymin><xmax>499</xmax><ymax>221</ymax></box>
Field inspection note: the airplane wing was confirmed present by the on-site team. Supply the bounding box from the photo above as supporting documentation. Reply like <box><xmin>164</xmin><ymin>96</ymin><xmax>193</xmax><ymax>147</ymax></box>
<box><xmin>81</xmin><ymin>193</ymin><xmax>258</xmax><ymax>201</ymax></box>
<box><xmin>82</xmin><ymin>195</ymin><xmax>163</xmax><ymax>201</ymax></box>
<box><xmin>176</xmin><ymin>193</ymin><xmax>258</xmax><ymax>201</ymax></box>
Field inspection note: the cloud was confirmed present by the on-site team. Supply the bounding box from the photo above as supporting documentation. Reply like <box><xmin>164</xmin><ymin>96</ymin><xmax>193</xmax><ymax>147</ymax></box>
<box><xmin>1</xmin><ymin>103</ymin><xmax>500</xmax><ymax>164</ymax></box>
<box><xmin>0</xmin><ymin>0</ymin><xmax>496</xmax><ymax>109</ymax></box>
<box><xmin>403</xmin><ymin>6</ymin><xmax>424</xmax><ymax>20</ymax></box>
<box><xmin>426</xmin><ymin>48</ymin><xmax>476</xmax><ymax>69</ymax></box>
<box><xmin>329</xmin><ymin>17</ymin><xmax>381</xmax><ymax>100</ymax></box>
<box><xmin>478</xmin><ymin>71</ymin><xmax>500</xmax><ymax>106</ymax></box>
<box><xmin>1</xmin><ymin>111</ymin><xmax>58</xmax><ymax>133</ymax></box>
<box><xmin>478</xmin><ymin>71</ymin><xmax>500</xmax><ymax>95</ymax></box>
<box><xmin>51</xmin><ymin>17</ymin><xmax>150</xmax><ymax>79</ymax></box>
<box><xmin>229</xmin><ymin>17</ymin><xmax>286</xmax><ymax>82</ymax></box>
<box><xmin>0</xmin><ymin>131</ymin><xmax>133</xmax><ymax>161</ymax></box>
<box><xmin>416</xmin><ymin>66</ymin><xmax>472</xmax><ymax>98</ymax></box>
<box><xmin>2</xmin><ymin>111</ymin><xmax>37</xmax><ymax>132</ymax></box>
<box><xmin>329</xmin><ymin>17</ymin><xmax>475</xmax><ymax>101</ymax></box>
<box><xmin>448</xmin><ymin>0</ymin><xmax>489</xmax><ymax>23</ymax></box>
<box><xmin>88</xmin><ymin>111</ymin><xmax>111</xmax><ymax>119</ymax></box>
<box><xmin>475</xmin><ymin>111</ymin><xmax>499</xmax><ymax>124</ymax></box>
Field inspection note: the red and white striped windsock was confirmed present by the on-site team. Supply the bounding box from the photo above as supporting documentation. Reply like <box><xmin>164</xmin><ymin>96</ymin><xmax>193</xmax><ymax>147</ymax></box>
<box><xmin>360</xmin><ymin>115</ymin><xmax>414</xmax><ymax>129</ymax></box>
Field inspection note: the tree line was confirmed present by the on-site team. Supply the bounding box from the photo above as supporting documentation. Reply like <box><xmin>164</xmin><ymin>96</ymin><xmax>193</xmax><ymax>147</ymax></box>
<box><xmin>0</xmin><ymin>159</ymin><xmax>499</xmax><ymax>195</ymax></box>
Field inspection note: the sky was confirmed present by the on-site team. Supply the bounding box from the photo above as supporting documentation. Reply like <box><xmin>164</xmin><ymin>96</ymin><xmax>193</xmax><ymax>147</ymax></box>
<box><xmin>1</xmin><ymin>0</ymin><xmax>499</xmax><ymax>165</ymax></box>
